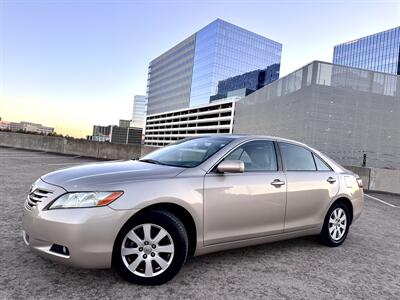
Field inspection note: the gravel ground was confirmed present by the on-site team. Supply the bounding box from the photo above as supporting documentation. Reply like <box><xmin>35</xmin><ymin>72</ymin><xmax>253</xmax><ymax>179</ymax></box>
<box><xmin>1</xmin><ymin>147</ymin><xmax>399</xmax><ymax>299</ymax></box>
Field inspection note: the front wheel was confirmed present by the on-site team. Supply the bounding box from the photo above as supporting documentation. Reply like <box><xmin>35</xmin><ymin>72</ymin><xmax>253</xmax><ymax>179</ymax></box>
<box><xmin>319</xmin><ymin>202</ymin><xmax>350</xmax><ymax>247</ymax></box>
<box><xmin>113</xmin><ymin>210</ymin><xmax>188</xmax><ymax>285</ymax></box>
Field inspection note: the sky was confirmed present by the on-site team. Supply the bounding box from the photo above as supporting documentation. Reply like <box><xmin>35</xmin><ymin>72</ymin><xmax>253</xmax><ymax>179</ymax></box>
<box><xmin>1</xmin><ymin>0</ymin><xmax>399</xmax><ymax>137</ymax></box>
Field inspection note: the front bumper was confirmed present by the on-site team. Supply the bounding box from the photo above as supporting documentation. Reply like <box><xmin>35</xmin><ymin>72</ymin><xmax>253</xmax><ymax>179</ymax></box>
<box><xmin>22</xmin><ymin>180</ymin><xmax>138</xmax><ymax>269</ymax></box>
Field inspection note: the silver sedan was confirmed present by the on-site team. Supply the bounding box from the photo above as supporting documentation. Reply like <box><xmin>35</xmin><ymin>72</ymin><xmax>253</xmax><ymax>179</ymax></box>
<box><xmin>22</xmin><ymin>135</ymin><xmax>363</xmax><ymax>285</ymax></box>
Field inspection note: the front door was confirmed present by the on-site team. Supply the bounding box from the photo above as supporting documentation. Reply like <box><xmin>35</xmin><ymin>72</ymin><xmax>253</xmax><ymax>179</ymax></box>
<box><xmin>203</xmin><ymin>140</ymin><xmax>287</xmax><ymax>246</ymax></box>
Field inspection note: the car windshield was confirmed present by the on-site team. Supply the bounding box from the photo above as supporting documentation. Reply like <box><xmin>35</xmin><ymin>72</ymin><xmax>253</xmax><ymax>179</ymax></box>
<box><xmin>139</xmin><ymin>136</ymin><xmax>234</xmax><ymax>168</ymax></box>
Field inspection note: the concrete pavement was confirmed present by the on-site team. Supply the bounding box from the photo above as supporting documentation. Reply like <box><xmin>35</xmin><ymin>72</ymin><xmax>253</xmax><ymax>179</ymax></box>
<box><xmin>1</xmin><ymin>147</ymin><xmax>399</xmax><ymax>299</ymax></box>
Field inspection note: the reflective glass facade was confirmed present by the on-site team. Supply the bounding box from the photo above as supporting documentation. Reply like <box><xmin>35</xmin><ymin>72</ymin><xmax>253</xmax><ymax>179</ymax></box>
<box><xmin>132</xmin><ymin>95</ymin><xmax>147</xmax><ymax>128</ymax></box>
<box><xmin>146</xmin><ymin>19</ymin><xmax>282</xmax><ymax>115</ymax></box>
<box><xmin>333</xmin><ymin>27</ymin><xmax>400</xmax><ymax>75</ymax></box>
<box><xmin>210</xmin><ymin>63</ymin><xmax>280</xmax><ymax>102</ymax></box>
<box><xmin>146</xmin><ymin>36</ymin><xmax>196</xmax><ymax>115</ymax></box>
<box><xmin>189</xmin><ymin>19</ymin><xmax>282</xmax><ymax>107</ymax></box>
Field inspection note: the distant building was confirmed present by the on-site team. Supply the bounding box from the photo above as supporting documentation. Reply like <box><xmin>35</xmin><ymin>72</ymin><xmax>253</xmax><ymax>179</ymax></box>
<box><xmin>93</xmin><ymin>125</ymin><xmax>112</xmax><ymax>136</ymax></box>
<box><xmin>126</xmin><ymin>128</ymin><xmax>142</xmax><ymax>144</ymax></box>
<box><xmin>110</xmin><ymin>126</ymin><xmax>142</xmax><ymax>144</ymax></box>
<box><xmin>146</xmin><ymin>19</ymin><xmax>282</xmax><ymax>115</ymax></box>
<box><xmin>91</xmin><ymin>125</ymin><xmax>112</xmax><ymax>142</ymax></box>
<box><xmin>88</xmin><ymin>123</ymin><xmax>142</xmax><ymax>144</ymax></box>
<box><xmin>0</xmin><ymin>120</ymin><xmax>10</xmax><ymax>130</ymax></box>
<box><xmin>20</xmin><ymin>122</ymin><xmax>54</xmax><ymax>135</ymax></box>
<box><xmin>333</xmin><ymin>26</ymin><xmax>400</xmax><ymax>75</ymax></box>
<box><xmin>118</xmin><ymin>119</ymin><xmax>132</xmax><ymax>128</ymax></box>
<box><xmin>132</xmin><ymin>95</ymin><xmax>147</xmax><ymax>128</ymax></box>
<box><xmin>0</xmin><ymin>120</ymin><xmax>54</xmax><ymax>135</ymax></box>
<box><xmin>9</xmin><ymin>122</ymin><xmax>22</xmax><ymax>132</ymax></box>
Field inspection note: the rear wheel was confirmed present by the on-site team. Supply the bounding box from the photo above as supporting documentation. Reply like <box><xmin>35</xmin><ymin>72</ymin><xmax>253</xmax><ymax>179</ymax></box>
<box><xmin>113</xmin><ymin>210</ymin><xmax>188</xmax><ymax>285</ymax></box>
<box><xmin>319</xmin><ymin>202</ymin><xmax>350</xmax><ymax>247</ymax></box>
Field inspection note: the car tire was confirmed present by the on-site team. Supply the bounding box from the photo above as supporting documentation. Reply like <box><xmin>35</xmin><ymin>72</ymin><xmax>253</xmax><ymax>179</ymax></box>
<box><xmin>319</xmin><ymin>202</ymin><xmax>350</xmax><ymax>247</ymax></box>
<box><xmin>112</xmin><ymin>210</ymin><xmax>189</xmax><ymax>285</ymax></box>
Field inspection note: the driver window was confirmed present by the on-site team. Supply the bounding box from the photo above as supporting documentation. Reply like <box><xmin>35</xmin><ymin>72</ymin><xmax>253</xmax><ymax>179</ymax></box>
<box><xmin>224</xmin><ymin>140</ymin><xmax>277</xmax><ymax>171</ymax></box>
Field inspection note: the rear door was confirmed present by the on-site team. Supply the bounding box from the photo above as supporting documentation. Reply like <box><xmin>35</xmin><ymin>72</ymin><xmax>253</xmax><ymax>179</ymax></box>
<box><xmin>278</xmin><ymin>142</ymin><xmax>339</xmax><ymax>232</ymax></box>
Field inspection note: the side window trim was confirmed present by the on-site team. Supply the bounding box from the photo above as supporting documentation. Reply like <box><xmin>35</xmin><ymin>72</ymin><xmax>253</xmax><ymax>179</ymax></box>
<box><xmin>208</xmin><ymin>139</ymin><xmax>281</xmax><ymax>173</ymax></box>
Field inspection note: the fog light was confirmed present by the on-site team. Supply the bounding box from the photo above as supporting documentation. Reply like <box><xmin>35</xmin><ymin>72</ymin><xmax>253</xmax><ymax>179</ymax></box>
<box><xmin>50</xmin><ymin>244</ymin><xmax>70</xmax><ymax>256</ymax></box>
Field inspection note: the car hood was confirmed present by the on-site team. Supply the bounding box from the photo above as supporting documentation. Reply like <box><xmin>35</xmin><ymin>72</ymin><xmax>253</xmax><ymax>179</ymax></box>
<box><xmin>41</xmin><ymin>160</ymin><xmax>185</xmax><ymax>191</ymax></box>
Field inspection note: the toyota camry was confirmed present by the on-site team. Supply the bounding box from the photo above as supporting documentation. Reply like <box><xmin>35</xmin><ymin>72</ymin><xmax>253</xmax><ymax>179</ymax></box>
<box><xmin>22</xmin><ymin>135</ymin><xmax>363</xmax><ymax>285</ymax></box>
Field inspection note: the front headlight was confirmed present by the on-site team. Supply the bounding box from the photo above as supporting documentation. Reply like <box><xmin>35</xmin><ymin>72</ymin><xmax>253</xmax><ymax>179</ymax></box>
<box><xmin>48</xmin><ymin>191</ymin><xmax>123</xmax><ymax>209</ymax></box>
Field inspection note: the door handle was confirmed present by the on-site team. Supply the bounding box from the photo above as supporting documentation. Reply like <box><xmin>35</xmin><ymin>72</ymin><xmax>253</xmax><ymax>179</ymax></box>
<box><xmin>327</xmin><ymin>177</ymin><xmax>336</xmax><ymax>184</ymax></box>
<box><xmin>271</xmin><ymin>179</ymin><xmax>285</xmax><ymax>187</ymax></box>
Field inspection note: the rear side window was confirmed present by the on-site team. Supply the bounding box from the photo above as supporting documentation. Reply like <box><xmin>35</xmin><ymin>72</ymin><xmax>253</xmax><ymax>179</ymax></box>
<box><xmin>314</xmin><ymin>155</ymin><xmax>331</xmax><ymax>171</ymax></box>
<box><xmin>224</xmin><ymin>140</ymin><xmax>277</xmax><ymax>171</ymax></box>
<box><xmin>279</xmin><ymin>142</ymin><xmax>316</xmax><ymax>171</ymax></box>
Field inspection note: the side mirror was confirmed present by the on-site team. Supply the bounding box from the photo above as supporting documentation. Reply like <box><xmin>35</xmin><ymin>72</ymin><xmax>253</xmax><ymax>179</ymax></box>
<box><xmin>217</xmin><ymin>160</ymin><xmax>245</xmax><ymax>173</ymax></box>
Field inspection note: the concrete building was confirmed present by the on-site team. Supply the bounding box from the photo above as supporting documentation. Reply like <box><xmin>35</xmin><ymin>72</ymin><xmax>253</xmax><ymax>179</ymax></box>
<box><xmin>146</xmin><ymin>19</ymin><xmax>282</xmax><ymax>115</ymax></box>
<box><xmin>0</xmin><ymin>120</ymin><xmax>11</xmax><ymax>130</ymax></box>
<box><xmin>0</xmin><ymin>120</ymin><xmax>54</xmax><ymax>135</ymax></box>
<box><xmin>118</xmin><ymin>119</ymin><xmax>132</xmax><ymax>128</ymax></box>
<box><xmin>233</xmin><ymin>61</ymin><xmax>400</xmax><ymax>169</ymax></box>
<box><xmin>93</xmin><ymin>125</ymin><xmax>112</xmax><ymax>136</ymax></box>
<box><xmin>132</xmin><ymin>95</ymin><xmax>147</xmax><ymax>128</ymax></box>
<box><xmin>9</xmin><ymin>122</ymin><xmax>22</xmax><ymax>132</ymax></box>
<box><xmin>20</xmin><ymin>122</ymin><xmax>54</xmax><ymax>135</ymax></box>
<box><xmin>145</xmin><ymin>61</ymin><xmax>400</xmax><ymax>170</ymax></box>
<box><xmin>144</xmin><ymin>101</ymin><xmax>235</xmax><ymax>147</ymax></box>
<box><xmin>333</xmin><ymin>26</ymin><xmax>400</xmax><ymax>75</ymax></box>
<box><xmin>88</xmin><ymin>123</ymin><xmax>142</xmax><ymax>145</ymax></box>
<box><xmin>90</xmin><ymin>125</ymin><xmax>112</xmax><ymax>142</ymax></box>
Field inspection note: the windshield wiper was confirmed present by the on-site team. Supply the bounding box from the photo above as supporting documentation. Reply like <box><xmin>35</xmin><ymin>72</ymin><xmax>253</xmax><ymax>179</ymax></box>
<box><xmin>139</xmin><ymin>159</ymin><xmax>164</xmax><ymax>165</ymax></box>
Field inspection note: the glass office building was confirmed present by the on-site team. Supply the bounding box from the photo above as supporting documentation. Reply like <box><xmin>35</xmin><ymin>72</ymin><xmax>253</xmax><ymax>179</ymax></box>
<box><xmin>132</xmin><ymin>95</ymin><xmax>147</xmax><ymax>128</ymax></box>
<box><xmin>333</xmin><ymin>27</ymin><xmax>400</xmax><ymax>75</ymax></box>
<box><xmin>146</xmin><ymin>19</ymin><xmax>282</xmax><ymax>115</ymax></box>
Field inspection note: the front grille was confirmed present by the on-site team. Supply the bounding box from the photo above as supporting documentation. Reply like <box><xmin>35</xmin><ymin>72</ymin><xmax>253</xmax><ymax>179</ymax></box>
<box><xmin>27</xmin><ymin>188</ymin><xmax>53</xmax><ymax>208</ymax></box>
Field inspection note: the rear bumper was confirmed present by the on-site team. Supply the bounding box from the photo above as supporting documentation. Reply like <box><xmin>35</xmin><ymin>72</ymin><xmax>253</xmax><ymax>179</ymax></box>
<box><xmin>351</xmin><ymin>190</ymin><xmax>364</xmax><ymax>223</ymax></box>
<box><xmin>22</xmin><ymin>204</ymin><xmax>138</xmax><ymax>268</ymax></box>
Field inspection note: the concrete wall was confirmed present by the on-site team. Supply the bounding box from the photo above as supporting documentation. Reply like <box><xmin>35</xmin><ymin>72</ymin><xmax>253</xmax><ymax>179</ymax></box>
<box><xmin>369</xmin><ymin>168</ymin><xmax>400</xmax><ymax>195</ymax></box>
<box><xmin>0</xmin><ymin>131</ymin><xmax>157</xmax><ymax>160</ymax></box>
<box><xmin>233</xmin><ymin>61</ymin><xmax>400</xmax><ymax>170</ymax></box>
<box><xmin>345</xmin><ymin>165</ymin><xmax>400</xmax><ymax>194</ymax></box>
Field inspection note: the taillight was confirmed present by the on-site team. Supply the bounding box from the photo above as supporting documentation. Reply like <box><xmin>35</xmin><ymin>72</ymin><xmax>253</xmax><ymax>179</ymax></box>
<box><xmin>356</xmin><ymin>178</ymin><xmax>363</xmax><ymax>188</ymax></box>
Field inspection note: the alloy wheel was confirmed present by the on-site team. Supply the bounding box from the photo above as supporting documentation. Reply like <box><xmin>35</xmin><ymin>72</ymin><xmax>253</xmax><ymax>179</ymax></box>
<box><xmin>121</xmin><ymin>223</ymin><xmax>175</xmax><ymax>277</ymax></box>
<box><xmin>328</xmin><ymin>208</ymin><xmax>347</xmax><ymax>241</ymax></box>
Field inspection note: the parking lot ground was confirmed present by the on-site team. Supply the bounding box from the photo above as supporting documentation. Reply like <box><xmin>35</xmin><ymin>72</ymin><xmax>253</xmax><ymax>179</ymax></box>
<box><xmin>1</xmin><ymin>147</ymin><xmax>399</xmax><ymax>299</ymax></box>
<box><xmin>365</xmin><ymin>192</ymin><xmax>400</xmax><ymax>207</ymax></box>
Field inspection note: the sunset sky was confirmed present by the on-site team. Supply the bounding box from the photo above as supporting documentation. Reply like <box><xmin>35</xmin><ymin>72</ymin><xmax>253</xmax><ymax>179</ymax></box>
<box><xmin>1</xmin><ymin>0</ymin><xmax>399</xmax><ymax>137</ymax></box>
